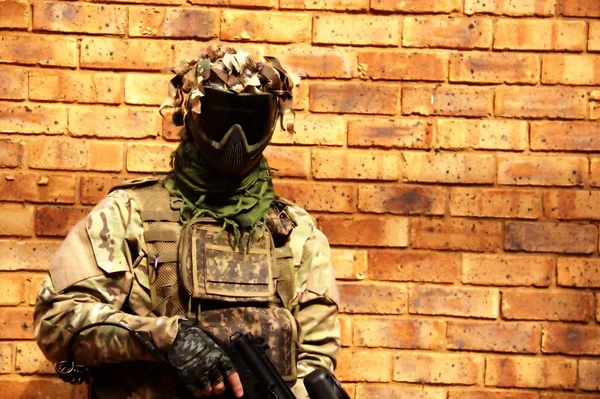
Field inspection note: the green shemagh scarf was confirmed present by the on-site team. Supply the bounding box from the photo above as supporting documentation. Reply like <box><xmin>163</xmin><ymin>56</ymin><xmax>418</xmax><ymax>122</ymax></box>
<box><xmin>168</xmin><ymin>140</ymin><xmax>276</xmax><ymax>246</ymax></box>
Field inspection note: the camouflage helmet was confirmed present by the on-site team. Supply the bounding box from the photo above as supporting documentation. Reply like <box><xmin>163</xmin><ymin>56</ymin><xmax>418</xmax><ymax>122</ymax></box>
<box><xmin>160</xmin><ymin>44</ymin><xmax>300</xmax><ymax>176</ymax></box>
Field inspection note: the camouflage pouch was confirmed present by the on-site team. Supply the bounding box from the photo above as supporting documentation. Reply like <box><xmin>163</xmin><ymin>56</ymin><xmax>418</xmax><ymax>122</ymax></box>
<box><xmin>179</xmin><ymin>220</ymin><xmax>276</xmax><ymax>302</ymax></box>
<box><xmin>200</xmin><ymin>306</ymin><xmax>298</xmax><ymax>382</ymax></box>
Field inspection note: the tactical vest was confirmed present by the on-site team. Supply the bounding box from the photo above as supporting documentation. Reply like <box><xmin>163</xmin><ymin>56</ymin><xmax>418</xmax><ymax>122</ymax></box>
<box><xmin>116</xmin><ymin>177</ymin><xmax>299</xmax><ymax>383</ymax></box>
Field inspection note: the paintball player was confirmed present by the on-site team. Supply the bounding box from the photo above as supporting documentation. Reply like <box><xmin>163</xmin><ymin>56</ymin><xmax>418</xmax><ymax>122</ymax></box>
<box><xmin>33</xmin><ymin>45</ymin><xmax>341</xmax><ymax>399</ymax></box>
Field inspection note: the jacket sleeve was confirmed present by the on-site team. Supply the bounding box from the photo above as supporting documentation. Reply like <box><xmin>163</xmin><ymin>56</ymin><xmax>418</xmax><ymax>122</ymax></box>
<box><xmin>286</xmin><ymin>206</ymin><xmax>341</xmax><ymax>398</ymax></box>
<box><xmin>33</xmin><ymin>190</ymin><xmax>181</xmax><ymax>366</ymax></box>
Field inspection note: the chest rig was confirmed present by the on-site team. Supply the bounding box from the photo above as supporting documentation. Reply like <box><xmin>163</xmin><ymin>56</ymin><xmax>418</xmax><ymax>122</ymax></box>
<box><xmin>117</xmin><ymin>178</ymin><xmax>299</xmax><ymax>382</ymax></box>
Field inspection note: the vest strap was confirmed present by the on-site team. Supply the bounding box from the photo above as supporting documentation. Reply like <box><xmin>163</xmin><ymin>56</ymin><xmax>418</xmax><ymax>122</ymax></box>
<box><xmin>145</xmin><ymin>230</ymin><xmax>178</xmax><ymax>242</ymax></box>
<box><xmin>140</xmin><ymin>210</ymin><xmax>180</xmax><ymax>222</ymax></box>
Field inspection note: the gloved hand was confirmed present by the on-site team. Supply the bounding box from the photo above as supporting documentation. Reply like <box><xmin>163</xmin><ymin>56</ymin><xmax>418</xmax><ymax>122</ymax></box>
<box><xmin>169</xmin><ymin>319</ymin><xmax>243</xmax><ymax>398</ymax></box>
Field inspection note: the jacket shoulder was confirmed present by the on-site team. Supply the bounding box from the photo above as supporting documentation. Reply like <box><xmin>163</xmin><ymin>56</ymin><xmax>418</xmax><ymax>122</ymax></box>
<box><xmin>109</xmin><ymin>176</ymin><xmax>163</xmax><ymax>193</ymax></box>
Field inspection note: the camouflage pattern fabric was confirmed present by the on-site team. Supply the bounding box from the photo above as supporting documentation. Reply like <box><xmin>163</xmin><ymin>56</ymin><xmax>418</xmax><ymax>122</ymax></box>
<box><xmin>34</xmin><ymin>188</ymin><xmax>340</xmax><ymax>399</ymax></box>
<box><xmin>168</xmin><ymin>319</ymin><xmax>236</xmax><ymax>394</ymax></box>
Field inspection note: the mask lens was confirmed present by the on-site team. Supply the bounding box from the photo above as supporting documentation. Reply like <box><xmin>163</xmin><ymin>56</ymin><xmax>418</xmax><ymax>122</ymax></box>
<box><xmin>199</xmin><ymin>89</ymin><xmax>277</xmax><ymax>145</ymax></box>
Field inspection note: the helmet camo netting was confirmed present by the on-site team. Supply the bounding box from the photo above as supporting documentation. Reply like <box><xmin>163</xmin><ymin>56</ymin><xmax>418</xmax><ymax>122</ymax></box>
<box><xmin>159</xmin><ymin>44</ymin><xmax>301</xmax><ymax>133</ymax></box>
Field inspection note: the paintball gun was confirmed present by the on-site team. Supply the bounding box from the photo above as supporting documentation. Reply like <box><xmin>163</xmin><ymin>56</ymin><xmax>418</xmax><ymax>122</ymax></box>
<box><xmin>228</xmin><ymin>331</ymin><xmax>350</xmax><ymax>399</ymax></box>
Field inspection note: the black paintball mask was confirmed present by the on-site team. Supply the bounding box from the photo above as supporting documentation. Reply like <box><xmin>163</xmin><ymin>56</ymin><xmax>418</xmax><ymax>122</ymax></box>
<box><xmin>187</xmin><ymin>87</ymin><xmax>279</xmax><ymax>176</ymax></box>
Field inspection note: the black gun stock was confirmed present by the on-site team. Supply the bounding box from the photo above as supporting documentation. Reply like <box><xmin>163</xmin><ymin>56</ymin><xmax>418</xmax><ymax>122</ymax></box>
<box><xmin>304</xmin><ymin>368</ymin><xmax>351</xmax><ymax>399</ymax></box>
<box><xmin>228</xmin><ymin>332</ymin><xmax>296</xmax><ymax>399</ymax></box>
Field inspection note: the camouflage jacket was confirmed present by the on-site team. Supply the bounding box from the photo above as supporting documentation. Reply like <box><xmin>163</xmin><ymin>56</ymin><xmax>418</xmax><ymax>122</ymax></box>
<box><xmin>34</xmin><ymin>184</ymin><xmax>340</xmax><ymax>399</ymax></box>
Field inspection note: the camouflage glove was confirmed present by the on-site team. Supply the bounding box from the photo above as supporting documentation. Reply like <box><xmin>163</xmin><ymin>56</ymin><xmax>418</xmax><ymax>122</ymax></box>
<box><xmin>168</xmin><ymin>319</ymin><xmax>236</xmax><ymax>395</ymax></box>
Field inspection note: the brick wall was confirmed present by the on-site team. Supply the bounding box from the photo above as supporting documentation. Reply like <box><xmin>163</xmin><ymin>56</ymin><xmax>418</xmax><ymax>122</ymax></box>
<box><xmin>1</xmin><ymin>0</ymin><xmax>600</xmax><ymax>397</ymax></box>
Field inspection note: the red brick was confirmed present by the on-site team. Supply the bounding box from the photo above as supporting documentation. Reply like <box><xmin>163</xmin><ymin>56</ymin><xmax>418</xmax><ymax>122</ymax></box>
<box><xmin>494</xmin><ymin>20</ymin><xmax>586</xmax><ymax>51</ymax></box>
<box><xmin>447</xmin><ymin>321</ymin><xmax>540</xmax><ymax>354</ymax></box>
<box><xmin>357</xmin><ymin>385</ymin><xmax>445</xmax><ymax>399</ymax></box>
<box><xmin>69</xmin><ymin>107</ymin><xmax>161</xmax><ymax>138</ymax></box>
<box><xmin>369</xmin><ymin>250</ymin><xmax>460</xmax><ymax>283</ymax></box>
<box><xmin>0</xmin><ymin>272</ymin><xmax>26</xmax><ymax>305</ymax></box>
<box><xmin>336</xmin><ymin>348</ymin><xmax>393</xmax><ymax>382</ymax></box>
<box><xmin>314</xmin><ymin>14</ymin><xmax>399</xmax><ymax>46</ymax></box>
<box><xmin>0</xmin><ymin>68</ymin><xmax>26</xmax><ymax>100</ymax></box>
<box><xmin>268</xmin><ymin>45</ymin><xmax>353</xmax><ymax>79</ymax></box>
<box><xmin>80</xmin><ymin>38</ymin><xmax>171</xmax><ymax>71</ymax></box>
<box><xmin>592</xmin><ymin>159</ymin><xmax>600</xmax><ymax>187</ymax></box>
<box><xmin>0</xmin><ymin>342</ymin><xmax>12</xmax><ymax>374</ymax></box>
<box><xmin>317</xmin><ymin>215</ymin><xmax>408</xmax><ymax>247</ymax></box>
<box><xmin>543</xmin><ymin>55</ymin><xmax>600</xmax><ymax>85</ymax></box>
<box><xmin>331</xmin><ymin>249</ymin><xmax>367</xmax><ymax>280</ymax></box>
<box><xmin>404</xmin><ymin>152</ymin><xmax>496</xmax><ymax>184</ymax></box>
<box><xmin>0</xmin><ymin>103</ymin><xmax>67</xmax><ymax>134</ymax></box>
<box><xmin>29</xmin><ymin>274</ymin><xmax>46</xmax><ymax>305</ymax></box>
<box><xmin>403</xmin><ymin>17</ymin><xmax>492</xmax><ymax>49</ymax></box>
<box><xmin>357</xmin><ymin>51</ymin><xmax>448</xmax><ymax>81</ymax></box>
<box><xmin>559</xmin><ymin>0</ymin><xmax>600</xmax><ymax>16</ymax></box>
<box><xmin>0</xmin><ymin>139</ymin><xmax>23</xmax><ymax>168</ymax></box>
<box><xmin>545</xmin><ymin>190</ymin><xmax>600</xmax><ymax>220</ymax></box>
<box><xmin>359</xmin><ymin>184</ymin><xmax>445</xmax><ymax>215</ymax></box>
<box><xmin>438</xmin><ymin>119</ymin><xmax>528</xmax><ymax>151</ymax></box>
<box><xmin>0</xmin><ymin>0</ymin><xmax>30</xmax><ymax>29</ymax></box>
<box><xmin>29</xmin><ymin>138</ymin><xmax>123</xmax><ymax>172</ymax></box>
<box><xmin>592</xmin><ymin>103</ymin><xmax>600</xmax><ymax>120</ymax></box>
<box><xmin>89</xmin><ymin>141</ymin><xmax>124</xmax><ymax>172</ymax></box>
<box><xmin>80</xmin><ymin>175</ymin><xmax>134</xmax><ymax>205</ymax></box>
<box><xmin>36</xmin><ymin>206</ymin><xmax>89</xmax><ymax>237</ymax></box>
<box><xmin>272</xmin><ymin>114</ymin><xmax>346</xmax><ymax>146</ymax></box>
<box><xmin>502</xmin><ymin>289</ymin><xmax>594</xmax><ymax>321</ymax></box>
<box><xmin>355</xmin><ymin>317</ymin><xmax>444</xmax><ymax>349</ymax></box>
<box><xmin>498</xmin><ymin>155</ymin><xmax>586</xmax><ymax>187</ymax></box>
<box><xmin>0</xmin><ymin>172</ymin><xmax>76</xmax><ymax>204</ymax></box>
<box><xmin>580</xmin><ymin>360</ymin><xmax>600</xmax><ymax>391</ymax></box>
<box><xmin>0</xmin><ymin>377</ymin><xmax>87</xmax><ymax>398</ymax></box>
<box><xmin>0</xmin><ymin>241</ymin><xmax>60</xmax><ymax>271</ymax></box>
<box><xmin>310</xmin><ymin>82</ymin><xmax>399</xmax><ymax>115</ymax></box>
<box><xmin>126</xmin><ymin>143</ymin><xmax>176</xmax><ymax>173</ymax></box>
<box><xmin>496</xmin><ymin>87</ymin><xmax>587</xmax><ymax>119</ymax></box>
<box><xmin>412</xmin><ymin>218</ymin><xmax>502</xmax><ymax>252</ymax></box>
<box><xmin>505</xmin><ymin>221</ymin><xmax>597</xmax><ymax>254</ymax></box>
<box><xmin>29</xmin><ymin>70</ymin><xmax>122</xmax><ymax>104</ymax></box>
<box><xmin>450</xmin><ymin>52</ymin><xmax>539</xmax><ymax>84</ymax></box>
<box><xmin>15</xmin><ymin>341</ymin><xmax>54</xmax><ymax>374</ymax></box>
<box><xmin>394</xmin><ymin>352</ymin><xmax>483</xmax><ymax>385</ymax></box>
<box><xmin>129</xmin><ymin>7</ymin><xmax>217</xmax><ymax>39</ymax></box>
<box><xmin>312</xmin><ymin>149</ymin><xmax>400</xmax><ymax>181</ymax></box>
<box><xmin>557</xmin><ymin>257</ymin><xmax>600</xmax><ymax>288</ymax></box>
<box><xmin>293</xmin><ymin>81</ymin><xmax>308</xmax><ymax>111</ymax></box>
<box><xmin>338</xmin><ymin>282</ymin><xmax>407</xmax><ymax>314</ymax></box>
<box><xmin>450</xmin><ymin>390</ymin><xmax>537</xmax><ymax>399</ymax></box>
<box><xmin>161</xmin><ymin>112</ymin><xmax>182</xmax><ymax>141</ymax></box>
<box><xmin>0</xmin><ymin>33</ymin><xmax>76</xmax><ymax>67</ymax></box>
<box><xmin>403</xmin><ymin>85</ymin><xmax>493</xmax><ymax>117</ymax></box>
<box><xmin>189</xmin><ymin>0</ymin><xmax>274</xmax><ymax>6</ymax></box>
<box><xmin>465</xmin><ymin>0</ymin><xmax>555</xmax><ymax>15</ymax></box>
<box><xmin>0</xmin><ymin>204</ymin><xmax>34</xmax><ymax>237</ymax></box>
<box><xmin>273</xmin><ymin>181</ymin><xmax>356</xmax><ymax>213</ymax></box>
<box><xmin>462</xmin><ymin>254</ymin><xmax>554</xmax><ymax>287</ymax></box>
<box><xmin>541</xmin><ymin>395</ymin><xmax>600</xmax><ymax>399</ymax></box>
<box><xmin>409</xmin><ymin>285</ymin><xmax>499</xmax><ymax>318</ymax></box>
<box><xmin>450</xmin><ymin>188</ymin><xmax>540</xmax><ymax>219</ymax></box>
<box><xmin>263</xmin><ymin>146</ymin><xmax>310</xmax><ymax>178</ymax></box>
<box><xmin>590</xmin><ymin>22</ymin><xmax>600</xmax><ymax>51</ymax></box>
<box><xmin>532</xmin><ymin>122</ymin><xmax>600</xmax><ymax>152</ymax></box>
<box><xmin>338</xmin><ymin>315</ymin><xmax>352</xmax><ymax>346</ymax></box>
<box><xmin>485</xmin><ymin>356</ymin><xmax>576</xmax><ymax>389</ymax></box>
<box><xmin>348</xmin><ymin>118</ymin><xmax>432</xmax><ymax>149</ymax></box>
<box><xmin>372</xmin><ymin>0</ymin><xmax>460</xmax><ymax>12</ymax></box>
<box><xmin>33</xmin><ymin>2</ymin><xmax>126</xmax><ymax>34</ymax></box>
<box><xmin>0</xmin><ymin>307</ymin><xmax>34</xmax><ymax>338</ymax></box>
<box><xmin>280</xmin><ymin>0</ymin><xmax>368</xmax><ymax>10</ymax></box>
<box><xmin>543</xmin><ymin>324</ymin><xmax>600</xmax><ymax>355</ymax></box>
<box><xmin>221</xmin><ymin>10</ymin><xmax>310</xmax><ymax>43</ymax></box>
